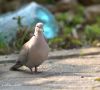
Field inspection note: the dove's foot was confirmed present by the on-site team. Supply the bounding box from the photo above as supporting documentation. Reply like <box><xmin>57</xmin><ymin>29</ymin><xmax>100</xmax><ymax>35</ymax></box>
<box><xmin>29</xmin><ymin>68</ymin><xmax>34</xmax><ymax>74</ymax></box>
<box><xmin>34</xmin><ymin>66</ymin><xmax>38</xmax><ymax>73</ymax></box>
<box><xmin>34</xmin><ymin>67</ymin><xmax>42</xmax><ymax>73</ymax></box>
<box><xmin>29</xmin><ymin>67</ymin><xmax>41</xmax><ymax>74</ymax></box>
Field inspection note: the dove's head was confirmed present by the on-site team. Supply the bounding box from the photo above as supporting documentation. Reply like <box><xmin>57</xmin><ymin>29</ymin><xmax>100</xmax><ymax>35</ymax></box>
<box><xmin>35</xmin><ymin>22</ymin><xmax>44</xmax><ymax>33</ymax></box>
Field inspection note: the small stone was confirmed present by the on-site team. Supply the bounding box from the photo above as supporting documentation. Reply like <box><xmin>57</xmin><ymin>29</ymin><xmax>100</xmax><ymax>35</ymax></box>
<box><xmin>81</xmin><ymin>76</ymin><xmax>84</xmax><ymax>78</ymax></box>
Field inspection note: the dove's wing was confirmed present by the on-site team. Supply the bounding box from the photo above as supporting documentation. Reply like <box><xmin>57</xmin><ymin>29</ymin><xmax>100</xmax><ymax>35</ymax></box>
<box><xmin>17</xmin><ymin>42</ymin><xmax>29</xmax><ymax>65</ymax></box>
<box><xmin>10</xmin><ymin>41</ymin><xmax>30</xmax><ymax>70</ymax></box>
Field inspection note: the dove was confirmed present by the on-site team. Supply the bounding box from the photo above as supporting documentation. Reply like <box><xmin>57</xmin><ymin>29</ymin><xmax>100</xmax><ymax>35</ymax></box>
<box><xmin>10</xmin><ymin>22</ymin><xmax>49</xmax><ymax>73</ymax></box>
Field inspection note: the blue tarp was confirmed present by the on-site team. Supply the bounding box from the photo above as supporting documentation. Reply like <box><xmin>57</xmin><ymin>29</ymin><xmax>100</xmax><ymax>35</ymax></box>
<box><xmin>0</xmin><ymin>2</ymin><xmax>58</xmax><ymax>43</ymax></box>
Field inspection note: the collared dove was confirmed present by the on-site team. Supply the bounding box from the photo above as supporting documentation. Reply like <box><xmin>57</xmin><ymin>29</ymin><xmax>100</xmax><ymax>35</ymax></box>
<box><xmin>10</xmin><ymin>22</ymin><xmax>49</xmax><ymax>73</ymax></box>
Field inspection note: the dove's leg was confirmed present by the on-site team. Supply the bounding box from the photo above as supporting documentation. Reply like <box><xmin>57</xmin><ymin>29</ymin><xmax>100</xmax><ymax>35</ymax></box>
<box><xmin>34</xmin><ymin>66</ymin><xmax>38</xmax><ymax>73</ymax></box>
<box><xmin>29</xmin><ymin>67</ymin><xmax>38</xmax><ymax>73</ymax></box>
<box><xmin>29</xmin><ymin>68</ymin><xmax>33</xmax><ymax>74</ymax></box>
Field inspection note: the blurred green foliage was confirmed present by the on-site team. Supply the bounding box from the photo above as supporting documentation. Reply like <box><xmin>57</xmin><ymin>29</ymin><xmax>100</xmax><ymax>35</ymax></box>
<box><xmin>48</xmin><ymin>5</ymin><xmax>85</xmax><ymax>50</ymax></box>
<box><xmin>0</xmin><ymin>33</ymin><xmax>10</xmax><ymax>54</ymax></box>
<box><xmin>48</xmin><ymin>4</ymin><xmax>100</xmax><ymax>50</ymax></box>
<box><xmin>14</xmin><ymin>27</ymin><xmax>33</xmax><ymax>50</ymax></box>
<box><xmin>1</xmin><ymin>4</ymin><xmax>100</xmax><ymax>54</ymax></box>
<box><xmin>12</xmin><ymin>16</ymin><xmax>33</xmax><ymax>50</ymax></box>
<box><xmin>34</xmin><ymin>0</ymin><xmax>56</xmax><ymax>4</ymax></box>
<box><xmin>13</xmin><ymin>4</ymin><xmax>100</xmax><ymax>51</ymax></box>
<box><xmin>84</xmin><ymin>24</ymin><xmax>100</xmax><ymax>46</ymax></box>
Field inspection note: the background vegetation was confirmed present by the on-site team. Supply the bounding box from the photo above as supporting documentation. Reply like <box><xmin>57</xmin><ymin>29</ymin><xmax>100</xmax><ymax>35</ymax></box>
<box><xmin>0</xmin><ymin>0</ymin><xmax>100</xmax><ymax>54</ymax></box>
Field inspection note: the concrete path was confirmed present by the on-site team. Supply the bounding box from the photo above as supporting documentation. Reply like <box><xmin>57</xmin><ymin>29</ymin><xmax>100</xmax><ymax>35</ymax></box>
<box><xmin>0</xmin><ymin>47</ymin><xmax>100</xmax><ymax>90</ymax></box>
<box><xmin>1</xmin><ymin>47</ymin><xmax>100</xmax><ymax>63</ymax></box>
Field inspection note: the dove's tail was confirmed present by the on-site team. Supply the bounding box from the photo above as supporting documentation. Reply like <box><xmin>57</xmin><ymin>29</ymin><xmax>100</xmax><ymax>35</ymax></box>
<box><xmin>10</xmin><ymin>61</ymin><xmax>23</xmax><ymax>71</ymax></box>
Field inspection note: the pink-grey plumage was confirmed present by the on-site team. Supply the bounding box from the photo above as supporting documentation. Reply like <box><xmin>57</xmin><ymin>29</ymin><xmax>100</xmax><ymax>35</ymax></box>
<box><xmin>10</xmin><ymin>22</ymin><xmax>49</xmax><ymax>73</ymax></box>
